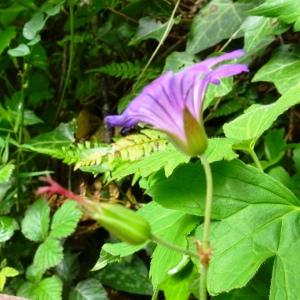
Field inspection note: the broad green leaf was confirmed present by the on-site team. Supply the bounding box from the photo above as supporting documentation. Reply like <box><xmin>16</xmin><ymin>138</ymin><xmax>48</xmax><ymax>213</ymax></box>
<box><xmin>129</xmin><ymin>16</ymin><xmax>178</xmax><ymax>45</ymax></box>
<box><xmin>56</xmin><ymin>251</ymin><xmax>80</xmax><ymax>283</ymax></box>
<box><xmin>31</xmin><ymin>276</ymin><xmax>62</xmax><ymax>300</ymax></box>
<box><xmin>23</xmin><ymin>12</ymin><xmax>45</xmax><ymax>40</ymax></box>
<box><xmin>177</xmin><ymin>160</ymin><xmax>300</xmax><ymax>299</ymax></box>
<box><xmin>187</xmin><ymin>0</ymin><xmax>252</xmax><ymax>54</ymax></box>
<box><xmin>7</xmin><ymin>44</ymin><xmax>30</xmax><ymax>57</ymax></box>
<box><xmin>150</xmin><ymin>215</ymin><xmax>199</xmax><ymax>288</ymax></box>
<box><xmin>0</xmin><ymin>163</ymin><xmax>14</xmax><ymax>183</ymax></box>
<box><xmin>0</xmin><ymin>216</ymin><xmax>17</xmax><ymax>243</ymax></box>
<box><xmin>147</xmin><ymin>160</ymin><xmax>298</xmax><ymax>218</ymax></box>
<box><xmin>241</xmin><ymin>16</ymin><xmax>287</xmax><ymax>57</ymax></box>
<box><xmin>0</xmin><ymin>5</ymin><xmax>25</xmax><ymax>26</ymax></box>
<box><xmin>252</xmin><ymin>45</ymin><xmax>300</xmax><ymax>94</ymax></box>
<box><xmin>223</xmin><ymin>81</ymin><xmax>300</xmax><ymax>144</ymax></box>
<box><xmin>0</xmin><ymin>26</ymin><xmax>16</xmax><ymax>54</ymax></box>
<box><xmin>21</xmin><ymin>198</ymin><xmax>50</xmax><ymax>242</ymax></box>
<box><xmin>49</xmin><ymin>201</ymin><xmax>82</xmax><ymax>239</ymax></box>
<box><xmin>99</xmin><ymin>202</ymin><xmax>185</xmax><ymax>263</ymax></box>
<box><xmin>33</xmin><ymin>237</ymin><xmax>63</xmax><ymax>272</ymax></box>
<box><xmin>69</xmin><ymin>279</ymin><xmax>108</xmax><ymax>300</ymax></box>
<box><xmin>249</xmin><ymin>0</ymin><xmax>300</xmax><ymax>31</ymax></box>
<box><xmin>94</xmin><ymin>257</ymin><xmax>152</xmax><ymax>295</ymax></box>
<box><xmin>22</xmin><ymin>121</ymin><xmax>75</xmax><ymax>155</ymax></box>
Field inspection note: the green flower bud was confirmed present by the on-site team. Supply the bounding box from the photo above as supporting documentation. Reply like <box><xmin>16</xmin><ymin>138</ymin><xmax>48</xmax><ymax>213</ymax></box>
<box><xmin>87</xmin><ymin>202</ymin><xmax>151</xmax><ymax>245</ymax></box>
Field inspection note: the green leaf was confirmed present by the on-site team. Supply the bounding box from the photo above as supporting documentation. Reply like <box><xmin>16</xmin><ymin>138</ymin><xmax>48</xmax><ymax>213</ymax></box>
<box><xmin>0</xmin><ymin>216</ymin><xmax>17</xmax><ymax>243</ymax></box>
<box><xmin>163</xmin><ymin>51</ymin><xmax>196</xmax><ymax>72</ymax></box>
<box><xmin>22</xmin><ymin>121</ymin><xmax>75</xmax><ymax>156</ymax></box>
<box><xmin>252</xmin><ymin>45</ymin><xmax>300</xmax><ymax>94</ymax></box>
<box><xmin>130</xmin><ymin>16</ymin><xmax>178</xmax><ymax>45</ymax></box>
<box><xmin>33</xmin><ymin>237</ymin><xmax>63</xmax><ymax>272</ymax></box>
<box><xmin>223</xmin><ymin>81</ymin><xmax>300</xmax><ymax>144</ymax></box>
<box><xmin>249</xmin><ymin>0</ymin><xmax>300</xmax><ymax>31</ymax></box>
<box><xmin>0</xmin><ymin>163</ymin><xmax>15</xmax><ymax>183</ymax></box>
<box><xmin>69</xmin><ymin>279</ymin><xmax>108</xmax><ymax>300</ymax></box>
<box><xmin>94</xmin><ymin>257</ymin><xmax>152</xmax><ymax>295</ymax></box>
<box><xmin>21</xmin><ymin>198</ymin><xmax>50</xmax><ymax>242</ymax></box>
<box><xmin>23</xmin><ymin>12</ymin><xmax>45</xmax><ymax>40</ymax></box>
<box><xmin>147</xmin><ymin>160</ymin><xmax>298</xmax><ymax>219</ymax></box>
<box><xmin>181</xmin><ymin>160</ymin><xmax>300</xmax><ymax>299</ymax></box>
<box><xmin>241</xmin><ymin>16</ymin><xmax>287</xmax><ymax>57</ymax></box>
<box><xmin>7</xmin><ymin>44</ymin><xmax>30</xmax><ymax>57</ymax></box>
<box><xmin>150</xmin><ymin>215</ymin><xmax>199</xmax><ymax>288</ymax></box>
<box><xmin>49</xmin><ymin>201</ymin><xmax>82</xmax><ymax>239</ymax></box>
<box><xmin>31</xmin><ymin>276</ymin><xmax>62</xmax><ymax>300</ymax></box>
<box><xmin>56</xmin><ymin>251</ymin><xmax>80</xmax><ymax>283</ymax></box>
<box><xmin>187</xmin><ymin>0</ymin><xmax>252</xmax><ymax>54</ymax></box>
<box><xmin>1</xmin><ymin>266</ymin><xmax>19</xmax><ymax>277</ymax></box>
<box><xmin>0</xmin><ymin>26</ymin><xmax>16</xmax><ymax>55</ymax></box>
<box><xmin>264</xmin><ymin>128</ymin><xmax>286</xmax><ymax>165</ymax></box>
<box><xmin>161</xmin><ymin>263</ymin><xmax>198</xmax><ymax>300</ymax></box>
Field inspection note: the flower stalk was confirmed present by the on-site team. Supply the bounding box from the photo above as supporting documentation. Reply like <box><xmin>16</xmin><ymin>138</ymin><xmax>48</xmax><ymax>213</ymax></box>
<box><xmin>198</xmin><ymin>154</ymin><xmax>213</xmax><ymax>300</ymax></box>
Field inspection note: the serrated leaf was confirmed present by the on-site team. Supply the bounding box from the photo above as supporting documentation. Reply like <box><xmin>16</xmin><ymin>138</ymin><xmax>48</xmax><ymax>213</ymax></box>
<box><xmin>31</xmin><ymin>276</ymin><xmax>62</xmax><ymax>300</ymax></box>
<box><xmin>187</xmin><ymin>0</ymin><xmax>252</xmax><ymax>54</ymax></box>
<box><xmin>69</xmin><ymin>279</ymin><xmax>108</xmax><ymax>300</ymax></box>
<box><xmin>252</xmin><ymin>45</ymin><xmax>300</xmax><ymax>94</ymax></box>
<box><xmin>0</xmin><ymin>163</ymin><xmax>14</xmax><ymax>183</ymax></box>
<box><xmin>33</xmin><ymin>237</ymin><xmax>63</xmax><ymax>272</ymax></box>
<box><xmin>95</xmin><ymin>257</ymin><xmax>152</xmax><ymax>295</ymax></box>
<box><xmin>223</xmin><ymin>81</ymin><xmax>300</xmax><ymax>144</ymax></box>
<box><xmin>0</xmin><ymin>216</ymin><xmax>17</xmax><ymax>243</ymax></box>
<box><xmin>21</xmin><ymin>198</ymin><xmax>50</xmax><ymax>242</ymax></box>
<box><xmin>49</xmin><ymin>201</ymin><xmax>82</xmax><ymax>239</ymax></box>
<box><xmin>0</xmin><ymin>26</ymin><xmax>16</xmax><ymax>54</ymax></box>
<box><xmin>150</xmin><ymin>215</ymin><xmax>199</xmax><ymax>288</ymax></box>
<box><xmin>8</xmin><ymin>44</ymin><xmax>30</xmax><ymax>57</ymax></box>
<box><xmin>23</xmin><ymin>12</ymin><xmax>45</xmax><ymax>40</ymax></box>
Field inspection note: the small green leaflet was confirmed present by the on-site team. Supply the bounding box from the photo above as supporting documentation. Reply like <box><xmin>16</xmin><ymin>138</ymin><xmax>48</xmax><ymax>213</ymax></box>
<box><xmin>69</xmin><ymin>279</ymin><xmax>108</xmax><ymax>300</ymax></box>
<box><xmin>0</xmin><ymin>217</ymin><xmax>17</xmax><ymax>243</ymax></box>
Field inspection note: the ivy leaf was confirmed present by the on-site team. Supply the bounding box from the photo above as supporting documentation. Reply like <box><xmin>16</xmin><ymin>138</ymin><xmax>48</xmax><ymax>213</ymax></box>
<box><xmin>129</xmin><ymin>16</ymin><xmax>178</xmax><ymax>45</ymax></box>
<box><xmin>7</xmin><ymin>44</ymin><xmax>30</xmax><ymax>57</ymax></box>
<box><xmin>49</xmin><ymin>201</ymin><xmax>82</xmax><ymax>239</ymax></box>
<box><xmin>163</xmin><ymin>51</ymin><xmax>196</xmax><ymax>72</ymax></box>
<box><xmin>69</xmin><ymin>279</ymin><xmax>108</xmax><ymax>300</ymax></box>
<box><xmin>0</xmin><ymin>216</ymin><xmax>17</xmax><ymax>243</ymax></box>
<box><xmin>0</xmin><ymin>26</ymin><xmax>16</xmax><ymax>54</ymax></box>
<box><xmin>187</xmin><ymin>0</ymin><xmax>252</xmax><ymax>54</ymax></box>
<box><xmin>21</xmin><ymin>198</ymin><xmax>50</xmax><ymax>242</ymax></box>
<box><xmin>223</xmin><ymin>81</ymin><xmax>300</xmax><ymax>144</ymax></box>
<box><xmin>249</xmin><ymin>0</ymin><xmax>300</xmax><ymax>31</ymax></box>
<box><xmin>150</xmin><ymin>215</ymin><xmax>199</xmax><ymax>288</ymax></box>
<box><xmin>252</xmin><ymin>45</ymin><xmax>300</xmax><ymax>94</ymax></box>
<box><xmin>33</xmin><ymin>237</ymin><xmax>63</xmax><ymax>272</ymax></box>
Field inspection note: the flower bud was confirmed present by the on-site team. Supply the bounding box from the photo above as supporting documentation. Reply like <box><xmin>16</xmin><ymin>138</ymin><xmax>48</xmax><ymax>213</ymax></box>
<box><xmin>87</xmin><ymin>202</ymin><xmax>151</xmax><ymax>245</ymax></box>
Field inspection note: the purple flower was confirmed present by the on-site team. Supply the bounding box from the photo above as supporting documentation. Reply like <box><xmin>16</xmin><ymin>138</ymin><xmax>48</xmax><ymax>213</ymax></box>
<box><xmin>105</xmin><ymin>50</ymin><xmax>248</xmax><ymax>156</ymax></box>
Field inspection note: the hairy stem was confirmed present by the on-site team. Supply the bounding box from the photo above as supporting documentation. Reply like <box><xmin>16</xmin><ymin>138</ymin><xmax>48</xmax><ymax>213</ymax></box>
<box><xmin>199</xmin><ymin>154</ymin><xmax>213</xmax><ymax>300</ymax></box>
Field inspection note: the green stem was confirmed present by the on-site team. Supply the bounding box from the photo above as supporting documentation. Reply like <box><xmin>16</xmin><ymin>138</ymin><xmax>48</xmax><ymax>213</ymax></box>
<box><xmin>199</xmin><ymin>154</ymin><xmax>213</xmax><ymax>300</ymax></box>
<box><xmin>151</xmin><ymin>234</ymin><xmax>198</xmax><ymax>259</ymax></box>
<box><xmin>249</xmin><ymin>148</ymin><xmax>263</xmax><ymax>172</ymax></box>
<box><xmin>54</xmin><ymin>0</ymin><xmax>75</xmax><ymax>123</ymax></box>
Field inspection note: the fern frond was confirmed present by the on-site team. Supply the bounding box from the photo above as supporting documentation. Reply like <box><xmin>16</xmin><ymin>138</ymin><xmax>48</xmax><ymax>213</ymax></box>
<box><xmin>88</xmin><ymin>60</ymin><xmax>159</xmax><ymax>80</ymax></box>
